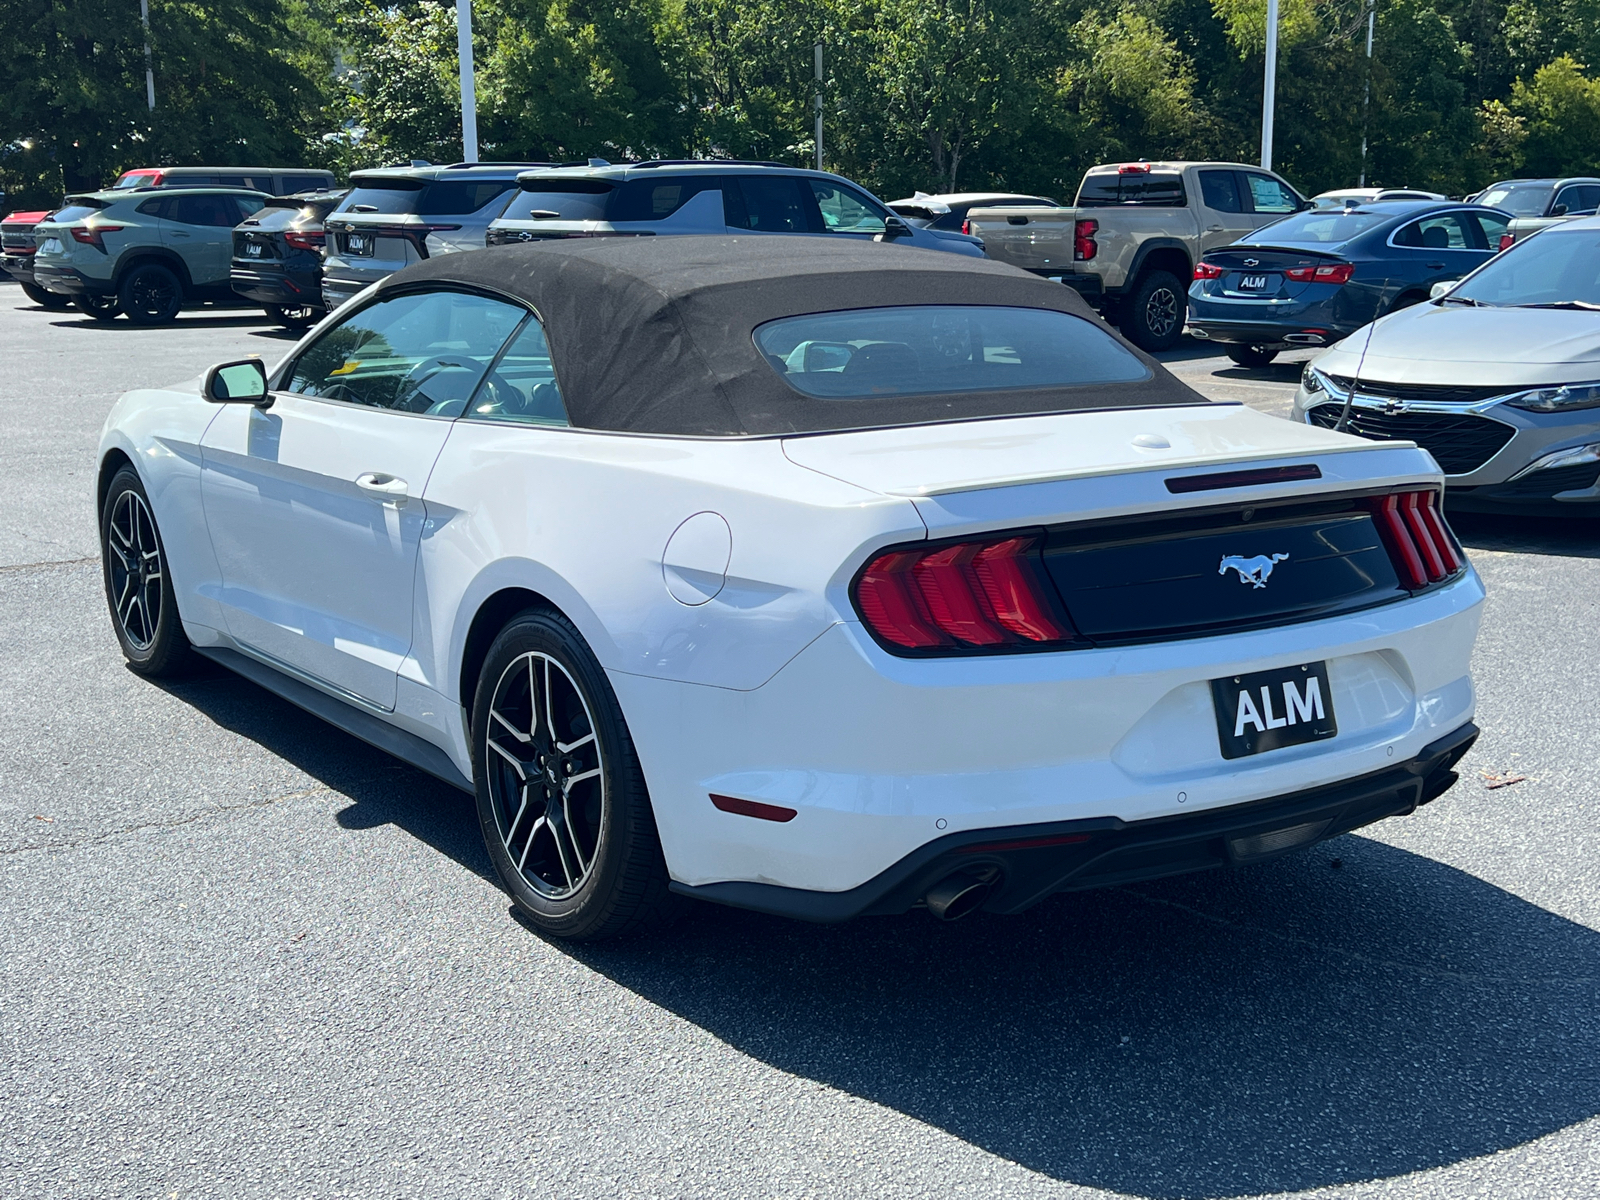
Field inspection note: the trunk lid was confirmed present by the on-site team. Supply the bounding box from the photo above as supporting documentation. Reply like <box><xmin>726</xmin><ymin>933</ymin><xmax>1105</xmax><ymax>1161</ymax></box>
<box><xmin>1199</xmin><ymin>246</ymin><xmax>1348</xmax><ymax>302</ymax></box>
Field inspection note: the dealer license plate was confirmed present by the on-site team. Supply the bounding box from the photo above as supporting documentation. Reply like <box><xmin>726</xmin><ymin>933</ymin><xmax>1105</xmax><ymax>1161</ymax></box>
<box><xmin>39</xmin><ymin>238</ymin><xmax>62</xmax><ymax>254</ymax></box>
<box><xmin>346</xmin><ymin>233</ymin><xmax>372</xmax><ymax>256</ymax></box>
<box><xmin>245</xmin><ymin>242</ymin><xmax>263</xmax><ymax>257</ymax></box>
<box><xmin>1211</xmin><ymin>661</ymin><xmax>1337</xmax><ymax>760</ymax></box>
<box><xmin>1239</xmin><ymin>273</ymin><xmax>1271</xmax><ymax>290</ymax></box>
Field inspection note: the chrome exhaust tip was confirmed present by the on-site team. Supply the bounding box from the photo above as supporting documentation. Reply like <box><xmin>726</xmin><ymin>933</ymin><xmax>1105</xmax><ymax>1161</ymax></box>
<box><xmin>924</xmin><ymin>870</ymin><xmax>997</xmax><ymax>921</ymax></box>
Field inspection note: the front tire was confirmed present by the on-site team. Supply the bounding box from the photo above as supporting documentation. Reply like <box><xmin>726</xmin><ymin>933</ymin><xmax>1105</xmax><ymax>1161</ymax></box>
<box><xmin>21</xmin><ymin>282</ymin><xmax>70</xmax><ymax>309</ymax></box>
<box><xmin>1121</xmin><ymin>269</ymin><xmax>1186</xmax><ymax>351</ymax></box>
<box><xmin>100</xmin><ymin>466</ymin><xmax>196</xmax><ymax>677</ymax></box>
<box><xmin>75</xmin><ymin>294</ymin><xmax>120</xmax><ymax>321</ymax></box>
<box><xmin>1225</xmin><ymin>345</ymin><xmax>1280</xmax><ymax>369</ymax></box>
<box><xmin>118</xmin><ymin>263</ymin><xmax>183</xmax><ymax>325</ymax></box>
<box><xmin>471</xmin><ymin>608</ymin><xmax>680</xmax><ymax>940</ymax></box>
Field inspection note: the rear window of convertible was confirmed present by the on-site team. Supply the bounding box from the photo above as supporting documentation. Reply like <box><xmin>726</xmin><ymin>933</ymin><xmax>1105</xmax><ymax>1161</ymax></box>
<box><xmin>753</xmin><ymin>305</ymin><xmax>1150</xmax><ymax>399</ymax></box>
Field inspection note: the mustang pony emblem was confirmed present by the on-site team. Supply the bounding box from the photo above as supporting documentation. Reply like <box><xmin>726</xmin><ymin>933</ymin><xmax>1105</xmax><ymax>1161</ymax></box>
<box><xmin>1220</xmin><ymin>553</ymin><xmax>1289</xmax><ymax>589</ymax></box>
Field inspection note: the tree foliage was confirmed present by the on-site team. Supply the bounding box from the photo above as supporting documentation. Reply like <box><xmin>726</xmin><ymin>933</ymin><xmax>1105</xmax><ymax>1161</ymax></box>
<box><xmin>6</xmin><ymin>0</ymin><xmax>1600</xmax><ymax>212</ymax></box>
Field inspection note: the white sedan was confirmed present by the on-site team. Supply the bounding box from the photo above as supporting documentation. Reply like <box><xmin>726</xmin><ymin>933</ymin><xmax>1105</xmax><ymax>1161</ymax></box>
<box><xmin>98</xmin><ymin>237</ymin><xmax>1483</xmax><ymax>938</ymax></box>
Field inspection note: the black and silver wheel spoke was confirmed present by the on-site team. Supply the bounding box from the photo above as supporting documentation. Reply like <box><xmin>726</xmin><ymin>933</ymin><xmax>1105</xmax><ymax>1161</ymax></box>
<box><xmin>485</xmin><ymin>650</ymin><xmax>606</xmax><ymax>899</ymax></box>
<box><xmin>107</xmin><ymin>491</ymin><xmax>163</xmax><ymax>651</ymax></box>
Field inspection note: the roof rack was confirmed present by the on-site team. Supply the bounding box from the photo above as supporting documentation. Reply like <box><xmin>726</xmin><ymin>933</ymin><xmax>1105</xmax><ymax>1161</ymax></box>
<box><xmin>631</xmin><ymin>158</ymin><xmax>792</xmax><ymax>170</ymax></box>
<box><xmin>442</xmin><ymin>161</ymin><xmax>562</xmax><ymax>170</ymax></box>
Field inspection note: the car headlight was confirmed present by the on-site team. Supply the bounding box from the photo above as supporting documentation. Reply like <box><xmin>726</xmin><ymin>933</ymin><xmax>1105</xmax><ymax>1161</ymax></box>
<box><xmin>1501</xmin><ymin>382</ymin><xmax>1600</xmax><ymax>412</ymax></box>
<box><xmin>1301</xmin><ymin>362</ymin><xmax>1323</xmax><ymax>393</ymax></box>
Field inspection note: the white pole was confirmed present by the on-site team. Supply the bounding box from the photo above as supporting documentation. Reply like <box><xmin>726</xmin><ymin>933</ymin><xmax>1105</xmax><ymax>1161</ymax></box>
<box><xmin>1260</xmin><ymin>0</ymin><xmax>1279</xmax><ymax>170</ymax></box>
<box><xmin>814</xmin><ymin>43</ymin><xmax>824</xmax><ymax>172</ymax></box>
<box><xmin>1358</xmin><ymin>1</ymin><xmax>1375</xmax><ymax>187</ymax></box>
<box><xmin>141</xmin><ymin>0</ymin><xmax>155</xmax><ymax>111</ymax></box>
<box><xmin>457</xmin><ymin>0</ymin><xmax>478</xmax><ymax>163</ymax></box>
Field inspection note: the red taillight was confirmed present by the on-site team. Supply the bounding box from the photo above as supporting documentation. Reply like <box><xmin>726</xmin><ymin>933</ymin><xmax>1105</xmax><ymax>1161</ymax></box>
<box><xmin>284</xmin><ymin>229</ymin><xmax>325</xmax><ymax>251</ymax></box>
<box><xmin>1117</xmin><ymin>163</ymin><xmax>1151</xmax><ymax>174</ymax></box>
<box><xmin>70</xmin><ymin>225</ymin><xmax>122</xmax><ymax>249</ymax></box>
<box><xmin>1365</xmin><ymin>490</ymin><xmax>1462</xmax><ymax>589</ymax></box>
<box><xmin>1074</xmin><ymin>218</ymin><xmax>1098</xmax><ymax>262</ymax></box>
<box><xmin>961</xmin><ymin>218</ymin><xmax>972</xmax><ymax>236</ymax></box>
<box><xmin>1498</xmin><ymin>233</ymin><xmax>1514</xmax><ymax>251</ymax></box>
<box><xmin>1194</xmin><ymin>261</ymin><xmax>1224</xmax><ymax>280</ymax></box>
<box><xmin>1285</xmin><ymin>263</ymin><xmax>1353</xmax><ymax>284</ymax></box>
<box><xmin>854</xmin><ymin>535</ymin><xmax>1080</xmax><ymax>652</ymax></box>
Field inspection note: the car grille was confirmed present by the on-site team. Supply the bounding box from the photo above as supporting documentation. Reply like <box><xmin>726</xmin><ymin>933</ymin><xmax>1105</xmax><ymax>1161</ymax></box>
<box><xmin>1492</xmin><ymin>463</ymin><xmax>1600</xmax><ymax>498</ymax></box>
<box><xmin>1323</xmin><ymin>376</ymin><xmax>1512</xmax><ymax>405</ymax></box>
<box><xmin>1307</xmin><ymin>405</ymin><xmax>1516</xmax><ymax>474</ymax></box>
<box><xmin>1</xmin><ymin>231</ymin><xmax>35</xmax><ymax>252</ymax></box>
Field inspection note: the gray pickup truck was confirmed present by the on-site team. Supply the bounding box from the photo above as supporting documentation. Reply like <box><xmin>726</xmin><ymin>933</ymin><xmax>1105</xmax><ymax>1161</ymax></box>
<box><xmin>1480</xmin><ymin>177</ymin><xmax>1600</xmax><ymax>248</ymax></box>
<box><xmin>965</xmin><ymin>161</ymin><xmax>1309</xmax><ymax>350</ymax></box>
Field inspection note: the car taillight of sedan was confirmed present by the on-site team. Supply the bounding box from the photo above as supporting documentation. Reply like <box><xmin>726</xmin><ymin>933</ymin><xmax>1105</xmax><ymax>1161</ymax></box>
<box><xmin>1285</xmin><ymin>263</ymin><xmax>1354</xmax><ymax>284</ymax></box>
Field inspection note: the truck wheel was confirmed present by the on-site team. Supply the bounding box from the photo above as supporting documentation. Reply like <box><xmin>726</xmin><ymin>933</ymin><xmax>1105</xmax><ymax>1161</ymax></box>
<box><xmin>1122</xmin><ymin>270</ymin><xmax>1186</xmax><ymax>352</ymax></box>
<box><xmin>118</xmin><ymin>263</ymin><xmax>184</xmax><ymax>325</ymax></box>
<box><xmin>267</xmin><ymin>304</ymin><xmax>320</xmax><ymax>330</ymax></box>
<box><xmin>74</xmin><ymin>294</ymin><xmax>121</xmax><ymax>322</ymax></box>
<box><xmin>21</xmin><ymin>282</ymin><xmax>70</xmax><ymax>310</ymax></box>
<box><xmin>1225</xmin><ymin>345</ymin><xmax>1279</xmax><ymax>369</ymax></box>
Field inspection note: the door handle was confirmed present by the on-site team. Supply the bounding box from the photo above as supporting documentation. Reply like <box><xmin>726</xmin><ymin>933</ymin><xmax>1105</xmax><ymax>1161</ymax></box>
<box><xmin>1207</xmin><ymin>224</ymin><xmax>1225</xmax><ymax>232</ymax></box>
<box><xmin>356</xmin><ymin>472</ymin><xmax>409</xmax><ymax>506</ymax></box>
<box><xmin>1426</xmin><ymin>262</ymin><xmax>1446</xmax><ymax>269</ymax></box>
<box><xmin>169</xmin><ymin>231</ymin><xmax>191</xmax><ymax>238</ymax></box>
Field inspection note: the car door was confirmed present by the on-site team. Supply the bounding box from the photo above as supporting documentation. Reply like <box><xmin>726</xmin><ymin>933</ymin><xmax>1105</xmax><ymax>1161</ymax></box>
<box><xmin>1195</xmin><ymin>170</ymin><xmax>1255</xmax><ymax>251</ymax></box>
<box><xmin>723</xmin><ymin>175</ymin><xmax>818</xmax><ymax>234</ymax></box>
<box><xmin>1389</xmin><ymin>211</ymin><xmax>1487</xmax><ymax>295</ymax></box>
<box><xmin>1240</xmin><ymin>172</ymin><xmax>1303</xmax><ymax>234</ymax></box>
<box><xmin>162</xmin><ymin>193</ymin><xmax>256</xmax><ymax>285</ymax></box>
<box><xmin>198</xmin><ymin>287</ymin><xmax>529</xmax><ymax>709</ymax></box>
<box><xmin>804</xmin><ymin>178</ymin><xmax>889</xmax><ymax>241</ymax></box>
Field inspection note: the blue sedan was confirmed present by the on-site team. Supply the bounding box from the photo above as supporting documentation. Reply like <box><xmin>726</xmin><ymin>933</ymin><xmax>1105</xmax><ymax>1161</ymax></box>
<box><xmin>1186</xmin><ymin>200</ymin><xmax>1513</xmax><ymax>368</ymax></box>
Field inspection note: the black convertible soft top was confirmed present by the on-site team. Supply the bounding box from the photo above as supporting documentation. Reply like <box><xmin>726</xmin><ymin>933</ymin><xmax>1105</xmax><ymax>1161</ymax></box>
<box><xmin>392</xmin><ymin>235</ymin><xmax>1208</xmax><ymax>437</ymax></box>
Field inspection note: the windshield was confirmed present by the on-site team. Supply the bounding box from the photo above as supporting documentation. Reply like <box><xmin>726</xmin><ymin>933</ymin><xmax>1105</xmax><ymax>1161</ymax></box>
<box><xmin>340</xmin><ymin>179</ymin><xmax>514</xmax><ymax>216</ymax></box>
<box><xmin>1476</xmin><ymin>185</ymin><xmax>1550</xmax><ymax>216</ymax></box>
<box><xmin>1452</xmin><ymin>229</ymin><xmax>1600</xmax><ymax>306</ymax></box>
<box><xmin>1241</xmin><ymin>210</ymin><xmax>1393</xmax><ymax>245</ymax></box>
<box><xmin>754</xmin><ymin>305</ymin><xmax>1150</xmax><ymax>399</ymax></box>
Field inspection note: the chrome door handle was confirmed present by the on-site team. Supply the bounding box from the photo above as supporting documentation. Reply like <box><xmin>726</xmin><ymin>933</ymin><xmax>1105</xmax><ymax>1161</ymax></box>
<box><xmin>1207</xmin><ymin>224</ymin><xmax>1225</xmax><ymax>232</ymax></box>
<box><xmin>356</xmin><ymin>472</ymin><xmax>409</xmax><ymax>506</ymax></box>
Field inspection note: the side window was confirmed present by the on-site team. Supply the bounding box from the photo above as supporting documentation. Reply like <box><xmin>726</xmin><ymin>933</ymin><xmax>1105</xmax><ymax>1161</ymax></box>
<box><xmin>607</xmin><ymin>176</ymin><xmax>723</xmax><ymax>222</ymax></box>
<box><xmin>286</xmin><ymin>289</ymin><xmax>528</xmax><ymax>415</ymax></box>
<box><xmin>727</xmin><ymin>176</ymin><xmax>816</xmax><ymax>232</ymax></box>
<box><xmin>1244</xmin><ymin>174</ymin><xmax>1300</xmax><ymax>214</ymax></box>
<box><xmin>808</xmin><ymin>180</ymin><xmax>887</xmax><ymax>233</ymax></box>
<box><xmin>465</xmin><ymin>318</ymin><xmax>568</xmax><ymax>426</ymax></box>
<box><xmin>1469</xmin><ymin>212</ymin><xmax>1508</xmax><ymax>250</ymax></box>
<box><xmin>171</xmin><ymin>194</ymin><xmax>242</xmax><ymax>227</ymax></box>
<box><xmin>1198</xmin><ymin>170</ymin><xmax>1243</xmax><ymax>213</ymax></box>
<box><xmin>234</xmin><ymin>196</ymin><xmax>267</xmax><ymax>221</ymax></box>
<box><xmin>1394</xmin><ymin>213</ymin><xmax>1472</xmax><ymax>250</ymax></box>
<box><xmin>136</xmin><ymin>197</ymin><xmax>172</xmax><ymax>219</ymax></box>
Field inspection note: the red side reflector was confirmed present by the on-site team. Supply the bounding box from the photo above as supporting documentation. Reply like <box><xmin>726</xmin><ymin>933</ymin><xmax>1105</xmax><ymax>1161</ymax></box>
<box><xmin>959</xmin><ymin>833</ymin><xmax>1093</xmax><ymax>854</ymax></box>
<box><xmin>710</xmin><ymin>794</ymin><xmax>797</xmax><ymax>823</ymax></box>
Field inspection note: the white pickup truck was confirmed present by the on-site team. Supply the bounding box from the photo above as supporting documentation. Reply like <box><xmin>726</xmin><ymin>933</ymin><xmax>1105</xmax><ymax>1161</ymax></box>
<box><xmin>965</xmin><ymin>161</ymin><xmax>1309</xmax><ymax>350</ymax></box>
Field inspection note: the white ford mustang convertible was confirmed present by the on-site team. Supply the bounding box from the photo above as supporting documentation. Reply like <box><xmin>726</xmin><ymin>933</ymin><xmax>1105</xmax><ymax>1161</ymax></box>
<box><xmin>98</xmin><ymin>237</ymin><xmax>1482</xmax><ymax>938</ymax></box>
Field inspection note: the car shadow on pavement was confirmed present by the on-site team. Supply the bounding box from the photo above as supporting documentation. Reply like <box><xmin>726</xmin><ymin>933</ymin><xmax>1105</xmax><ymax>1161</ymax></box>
<box><xmin>148</xmin><ymin>661</ymin><xmax>493</xmax><ymax>883</ymax></box>
<box><xmin>566</xmin><ymin>836</ymin><xmax>1600</xmax><ymax>1199</ymax></box>
<box><xmin>46</xmin><ymin>312</ymin><xmax>272</xmax><ymax>331</ymax></box>
<box><xmin>1449</xmin><ymin>510</ymin><xmax>1600</xmax><ymax>559</ymax></box>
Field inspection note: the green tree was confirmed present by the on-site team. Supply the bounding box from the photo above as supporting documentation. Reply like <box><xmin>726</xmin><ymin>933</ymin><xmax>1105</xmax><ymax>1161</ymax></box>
<box><xmin>1509</xmin><ymin>54</ymin><xmax>1600</xmax><ymax>176</ymax></box>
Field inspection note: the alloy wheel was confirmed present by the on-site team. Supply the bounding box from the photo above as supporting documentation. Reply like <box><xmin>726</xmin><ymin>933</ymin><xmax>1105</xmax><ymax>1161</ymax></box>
<box><xmin>106</xmin><ymin>490</ymin><xmax>164</xmax><ymax>650</ymax></box>
<box><xmin>127</xmin><ymin>270</ymin><xmax>179</xmax><ymax>319</ymax></box>
<box><xmin>484</xmin><ymin>651</ymin><xmax>607</xmax><ymax>899</ymax></box>
<box><xmin>1144</xmin><ymin>287</ymin><xmax>1179</xmax><ymax>339</ymax></box>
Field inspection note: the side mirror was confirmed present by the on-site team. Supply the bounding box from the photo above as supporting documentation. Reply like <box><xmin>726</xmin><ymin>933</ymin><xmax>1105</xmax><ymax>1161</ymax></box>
<box><xmin>1429</xmin><ymin>281</ymin><xmax>1453</xmax><ymax>299</ymax></box>
<box><xmin>203</xmin><ymin>358</ymin><xmax>270</xmax><ymax>406</ymax></box>
<box><xmin>882</xmin><ymin>215</ymin><xmax>913</xmax><ymax>239</ymax></box>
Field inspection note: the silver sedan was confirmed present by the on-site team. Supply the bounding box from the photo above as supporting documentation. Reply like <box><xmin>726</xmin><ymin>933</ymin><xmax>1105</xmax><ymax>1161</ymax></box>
<box><xmin>1293</xmin><ymin>214</ymin><xmax>1600</xmax><ymax>511</ymax></box>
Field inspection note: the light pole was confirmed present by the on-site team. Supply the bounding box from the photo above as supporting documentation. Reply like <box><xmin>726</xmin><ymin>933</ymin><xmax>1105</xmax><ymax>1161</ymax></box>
<box><xmin>1358</xmin><ymin>0</ymin><xmax>1376</xmax><ymax>187</ymax></box>
<box><xmin>1260</xmin><ymin>0</ymin><xmax>1279</xmax><ymax>170</ymax></box>
<box><xmin>457</xmin><ymin>0</ymin><xmax>478</xmax><ymax>163</ymax></box>
<box><xmin>141</xmin><ymin>0</ymin><xmax>155</xmax><ymax>110</ymax></box>
<box><xmin>814</xmin><ymin>42</ymin><xmax>824</xmax><ymax>172</ymax></box>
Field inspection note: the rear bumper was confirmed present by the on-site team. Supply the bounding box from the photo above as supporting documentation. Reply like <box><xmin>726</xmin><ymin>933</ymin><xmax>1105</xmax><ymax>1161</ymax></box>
<box><xmin>1</xmin><ymin>253</ymin><xmax>36</xmax><ymax>284</ymax></box>
<box><xmin>32</xmin><ymin>263</ymin><xmax>113</xmax><ymax>296</ymax></box>
<box><xmin>675</xmin><ymin>721</ymin><xmax>1479</xmax><ymax>921</ymax></box>
<box><xmin>230</xmin><ymin>263</ymin><xmax>322</xmax><ymax>307</ymax></box>
<box><xmin>1185</xmin><ymin>317</ymin><xmax>1350</xmax><ymax>348</ymax></box>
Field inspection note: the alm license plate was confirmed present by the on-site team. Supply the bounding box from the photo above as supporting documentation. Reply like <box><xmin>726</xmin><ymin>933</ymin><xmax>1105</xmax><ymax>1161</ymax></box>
<box><xmin>346</xmin><ymin>233</ymin><xmax>372</xmax><ymax>256</ymax></box>
<box><xmin>245</xmin><ymin>242</ymin><xmax>264</xmax><ymax>257</ymax></box>
<box><xmin>1211</xmin><ymin>661</ymin><xmax>1337</xmax><ymax>760</ymax></box>
<box><xmin>1239</xmin><ymin>273</ymin><xmax>1271</xmax><ymax>290</ymax></box>
<box><xmin>39</xmin><ymin>238</ymin><xmax>62</xmax><ymax>254</ymax></box>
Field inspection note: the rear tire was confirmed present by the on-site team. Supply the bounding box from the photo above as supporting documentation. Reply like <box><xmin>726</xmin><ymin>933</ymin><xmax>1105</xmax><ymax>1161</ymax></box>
<box><xmin>21</xmin><ymin>282</ymin><xmax>70</xmax><ymax>309</ymax></box>
<box><xmin>1225</xmin><ymin>345</ymin><xmax>1280</xmax><ymax>369</ymax></box>
<box><xmin>266</xmin><ymin>303</ymin><xmax>320</xmax><ymax>330</ymax></box>
<box><xmin>100</xmin><ymin>466</ymin><xmax>197</xmax><ymax>677</ymax></box>
<box><xmin>75</xmin><ymin>294</ymin><xmax>120</xmax><ymax>321</ymax></box>
<box><xmin>118</xmin><ymin>263</ymin><xmax>184</xmax><ymax>325</ymax></box>
<box><xmin>471</xmin><ymin>608</ymin><xmax>682</xmax><ymax>940</ymax></box>
<box><xmin>1121</xmin><ymin>270</ymin><xmax>1186</xmax><ymax>351</ymax></box>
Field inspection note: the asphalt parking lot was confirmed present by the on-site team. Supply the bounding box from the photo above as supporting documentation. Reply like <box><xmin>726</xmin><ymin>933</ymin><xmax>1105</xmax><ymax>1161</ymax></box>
<box><xmin>3</xmin><ymin>281</ymin><xmax>1598</xmax><ymax>1200</ymax></box>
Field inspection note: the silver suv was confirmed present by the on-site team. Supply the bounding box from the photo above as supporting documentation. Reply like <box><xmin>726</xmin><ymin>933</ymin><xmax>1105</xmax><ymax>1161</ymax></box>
<box><xmin>485</xmin><ymin>161</ymin><xmax>986</xmax><ymax>257</ymax></box>
<box><xmin>320</xmin><ymin>163</ymin><xmax>554</xmax><ymax>309</ymax></box>
<box><xmin>32</xmin><ymin>187</ymin><xmax>270</xmax><ymax>323</ymax></box>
